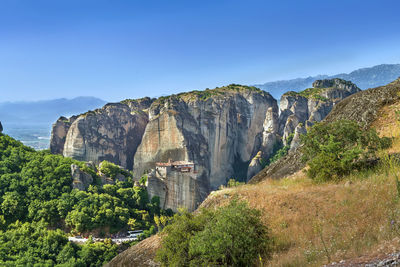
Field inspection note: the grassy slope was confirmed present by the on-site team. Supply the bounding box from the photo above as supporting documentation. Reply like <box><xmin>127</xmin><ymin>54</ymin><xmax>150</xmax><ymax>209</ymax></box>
<box><xmin>200</xmin><ymin>100</ymin><xmax>400</xmax><ymax>266</ymax></box>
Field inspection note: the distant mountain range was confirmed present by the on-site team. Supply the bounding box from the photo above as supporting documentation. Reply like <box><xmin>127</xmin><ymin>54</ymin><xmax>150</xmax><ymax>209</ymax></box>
<box><xmin>0</xmin><ymin>96</ymin><xmax>106</xmax><ymax>125</ymax></box>
<box><xmin>0</xmin><ymin>96</ymin><xmax>106</xmax><ymax>150</ymax></box>
<box><xmin>254</xmin><ymin>64</ymin><xmax>400</xmax><ymax>99</ymax></box>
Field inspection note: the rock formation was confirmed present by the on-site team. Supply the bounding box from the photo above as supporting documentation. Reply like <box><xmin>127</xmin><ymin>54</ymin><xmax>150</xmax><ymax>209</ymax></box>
<box><xmin>50</xmin><ymin>116</ymin><xmax>77</xmax><ymax>154</ymax></box>
<box><xmin>278</xmin><ymin>78</ymin><xmax>361</xmax><ymax>143</ymax></box>
<box><xmin>0</xmin><ymin>121</ymin><xmax>3</xmax><ymax>133</ymax></box>
<box><xmin>146</xmin><ymin>161</ymin><xmax>200</xmax><ymax>212</ymax></box>
<box><xmin>249</xmin><ymin>78</ymin><xmax>397</xmax><ymax>185</ymax></box>
<box><xmin>50</xmin><ymin>98</ymin><xmax>153</xmax><ymax>169</ymax></box>
<box><xmin>246</xmin><ymin>151</ymin><xmax>264</xmax><ymax>179</ymax></box>
<box><xmin>71</xmin><ymin>164</ymin><xmax>93</xmax><ymax>191</ymax></box>
<box><xmin>51</xmin><ymin>80</ymin><xmax>360</xmax><ymax>211</ymax></box>
<box><xmin>133</xmin><ymin>85</ymin><xmax>277</xmax><ymax>190</ymax></box>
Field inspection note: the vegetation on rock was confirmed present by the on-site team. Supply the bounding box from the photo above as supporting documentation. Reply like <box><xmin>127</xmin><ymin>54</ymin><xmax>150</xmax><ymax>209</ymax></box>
<box><xmin>156</xmin><ymin>83</ymin><xmax>265</xmax><ymax>104</ymax></box>
<box><xmin>284</xmin><ymin>87</ymin><xmax>329</xmax><ymax>101</ymax></box>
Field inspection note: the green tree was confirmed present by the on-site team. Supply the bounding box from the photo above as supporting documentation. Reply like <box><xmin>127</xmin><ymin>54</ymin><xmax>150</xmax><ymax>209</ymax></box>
<box><xmin>157</xmin><ymin>201</ymin><xmax>271</xmax><ymax>266</ymax></box>
<box><xmin>301</xmin><ymin>120</ymin><xmax>392</xmax><ymax>182</ymax></box>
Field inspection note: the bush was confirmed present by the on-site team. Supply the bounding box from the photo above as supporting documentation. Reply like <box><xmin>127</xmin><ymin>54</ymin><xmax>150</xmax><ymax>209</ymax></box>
<box><xmin>156</xmin><ymin>200</ymin><xmax>271</xmax><ymax>266</ymax></box>
<box><xmin>301</xmin><ymin>120</ymin><xmax>392</xmax><ymax>182</ymax></box>
<box><xmin>99</xmin><ymin>160</ymin><xmax>130</xmax><ymax>179</ymax></box>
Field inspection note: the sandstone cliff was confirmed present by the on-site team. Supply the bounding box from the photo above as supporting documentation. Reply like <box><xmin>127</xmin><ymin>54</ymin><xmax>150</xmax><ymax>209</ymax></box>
<box><xmin>133</xmin><ymin>85</ymin><xmax>277</xmax><ymax>190</ymax></box>
<box><xmin>50</xmin><ymin>80</ymin><xmax>359</xmax><ymax>212</ymax></box>
<box><xmin>249</xmin><ymin>78</ymin><xmax>399</xmax><ymax>184</ymax></box>
<box><xmin>50</xmin><ymin>98</ymin><xmax>153</xmax><ymax>169</ymax></box>
<box><xmin>278</xmin><ymin>78</ymin><xmax>361</xmax><ymax>144</ymax></box>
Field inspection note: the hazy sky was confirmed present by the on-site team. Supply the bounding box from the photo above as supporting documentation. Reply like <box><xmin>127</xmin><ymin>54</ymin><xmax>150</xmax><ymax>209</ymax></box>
<box><xmin>1</xmin><ymin>0</ymin><xmax>400</xmax><ymax>102</ymax></box>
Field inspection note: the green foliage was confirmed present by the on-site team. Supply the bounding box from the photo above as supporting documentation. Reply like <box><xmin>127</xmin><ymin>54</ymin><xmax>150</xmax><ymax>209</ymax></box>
<box><xmin>226</xmin><ymin>178</ymin><xmax>245</xmax><ymax>188</ymax></box>
<box><xmin>140</xmin><ymin>174</ymin><xmax>148</xmax><ymax>185</ymax></box>
<box><xmin>0</xmin><ymin>220</ymin><xmax>118</xmax><ymax>266</ymax></box>
<box><xmin>99</xmin><ymin>160</ymin><xmax>130</xmax><ymax>179</ymax></box>
<box><xmin>285</xmin><ymin>87</ymin><xmax>329</xmax><ymax>101</ymax></box>
<box><xmin>301</xmin><ymin>120</ymin><xmax>392</xmax><ymax>182</ymax></box>
<box><xmin>156</xmin><ymin>84</ymin><xmax>264</xmax><ymax>103</ymax></box>
<box><xmin>157</xmin><ymin>200</ymin><xmax>271</xmax><ymax>266</ymax></box>
<box><xmin>0</xmin><ymin>133</ymin><xmax>171</xmax><ymax>264</ymax></box>
<box><xmin>266</xmin><ymin>132</ymin><xmax>295</xmax><ymax>166</ymax></box>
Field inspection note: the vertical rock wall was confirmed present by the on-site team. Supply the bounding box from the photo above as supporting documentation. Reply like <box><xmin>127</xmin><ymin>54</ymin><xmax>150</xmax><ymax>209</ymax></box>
<box><xmin>51</xmin><ymin>98</ymin><xmax>153</xmax><ymax>169</ymax></box>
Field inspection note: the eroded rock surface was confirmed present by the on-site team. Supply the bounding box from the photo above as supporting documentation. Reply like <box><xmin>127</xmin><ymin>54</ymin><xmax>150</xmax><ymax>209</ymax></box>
<box><xmin>51</xmin><ymin>98</ymin><xmax>153</xmax><ymax>169</ymax></box>
<box><xmin>133</xmin><ymin>85</ymin><xmax>277</xmax><ymax>191</ymax></box>
<box><xmin>250</xmin><ymin>78</ymin><xmax>400</xmax><ymax>184</ymax></box>
<box><xmin>71</xmin><ymin>164</ymin><xmax>93</xmax><ymax>191</ymax></box>
<box><xmin>278</xmin><ymin>78</ymin><xmax>361</xmax><ymax>144</ymax></box>
<box><xmin>52</xmin><ymin>80</ymin><xmax>361</xmax><ymax>211</ymax></box>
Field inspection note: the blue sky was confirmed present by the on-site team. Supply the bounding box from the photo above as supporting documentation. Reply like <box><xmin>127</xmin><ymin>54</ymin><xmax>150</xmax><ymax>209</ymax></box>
<box><xmin>1</xmin><ymin>0</ymin><xmax>400</xmax><ymax>102</ymax></box>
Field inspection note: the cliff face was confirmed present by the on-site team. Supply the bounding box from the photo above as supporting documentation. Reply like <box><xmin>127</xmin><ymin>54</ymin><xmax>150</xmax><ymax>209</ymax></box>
<box><xmin>50</xmin><ymin>116</ymin><xmax>78</xmax><ymax>154</ymax></box>
<box><xmin>147</xmin><ymin>168</ymin><xmax>202</xmax><ymax>212</ymax></box>
<box><xmin>278</xmin><ymin>78</ymin><xmax>361</xmax><ymax>146</ymax></box>
<box><xmin>50</xmin><ymin>80</ymin><xmax>359</xmax><ymax>211</ymax></box>
<box><xmin>50</xmin><ymin>98</ymin><xmax>153</xmax><ymax>169</ymax></box>
<box><xmin>133</xmin><ymin>85</ymin><xmax>277</xmax><ymax>190</ymax></box>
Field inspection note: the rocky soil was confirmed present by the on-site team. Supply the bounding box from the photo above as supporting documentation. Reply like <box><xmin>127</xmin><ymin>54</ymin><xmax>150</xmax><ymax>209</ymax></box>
<box><xmin>104</xmin><ymin>235</ymin><xmax>161</xmax><ymax>267</ymax></box>
<box><xmin>324</xmin><ymin>252</ymin><xmax>400</xmax><ymax>267</ymax></box>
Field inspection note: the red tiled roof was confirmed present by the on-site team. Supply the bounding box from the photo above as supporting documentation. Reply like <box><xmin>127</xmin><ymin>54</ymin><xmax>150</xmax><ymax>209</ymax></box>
<box><xmin>156</xmin><ymin>160</ymin><xmax>194</xmax><ymax>167</ymax></box>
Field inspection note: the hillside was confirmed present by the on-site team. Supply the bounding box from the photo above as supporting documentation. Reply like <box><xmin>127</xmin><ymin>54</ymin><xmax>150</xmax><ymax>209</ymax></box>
<box><xmin>108</xmin><ymin>78</ymin><xmax>400</xmax><ymax>266</ymax></box>
<box><xmin>250</xmin><ymin>77</ymin><xmax>400</xmax><ymax>184</ymax></box>
<box><xmin>0</xmin><ymin>130</ymin><xmax>173</xmax><ymax>265</ymax></box>
<box><xmin>254</xmin><ymin>64</ymin><xmax>400</xmax><ymax>99</ymax></box>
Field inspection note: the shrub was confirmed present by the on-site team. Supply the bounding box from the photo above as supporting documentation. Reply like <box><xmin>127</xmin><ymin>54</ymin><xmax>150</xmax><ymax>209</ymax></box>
<box><xmin>99</xmin><ymin>160</ymin><xmax>130</xmax><ymax>179</ymax></box>
<box><xmin>156</xmin><ymin>200</ymin><xmax>271</xmax><ymax>266</ymax></box>
<box><xmin>301</xmin><ymin>120</ymin><xmax>392</xmax><ymax>182</ymax></box>
<box><xmin>226</xmin><ymin>178</ymin><xmax>244</xmax><ymax>188</ymax></box>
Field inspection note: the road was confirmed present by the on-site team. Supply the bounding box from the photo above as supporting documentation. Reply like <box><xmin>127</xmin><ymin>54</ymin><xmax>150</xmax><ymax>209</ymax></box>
<box><xmin>68</xmin><ymin>236</ymin><xmax>138</xmax><ymax>244</ymax></box>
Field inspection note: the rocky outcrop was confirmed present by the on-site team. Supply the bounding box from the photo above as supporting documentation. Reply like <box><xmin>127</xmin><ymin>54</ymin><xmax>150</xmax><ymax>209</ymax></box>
<box><xmin>0</xmin><ymin>121</ymin><xmax>3</xmax><ymax>133</ymax></box>
<box><xmin>250</xmin><ymin>78</ymin><xmax>400</xmax><ymax>184</ymax></box>
<box><xmin>71</xmin><ymin>164</ymin><xmax>93</xmax><ymax>191</ymax></box>
<box><xmin>278</xmin><ymin>78</ymin><xmax>361</xmax><ymax>143</ymax></box>
<box><xmin>50</xmin><ymin>116</ymin><xmax>77</xmax><ymax>154</ymax></box>
<box><xmin>53</xmin><ymin>80</ymin><xmax>360</xmax><ymax>211</ymax></box>
<box><xmin>289</xmin><ymin>123</ymin><xmax>307</xmax><ymax>153</ymax></box>
<box><xmin>325</xmin><ymin>78</ymin><xmax>400</xmax><ymax>126</ymax></box>
<box><xmin>50</xmin><ymin>98</ymin><xmax>153</xmax><ymax>169</ymax></box>
<box><xmin>133</xmin><ymin>85</ymin><xmax>277</xmax><ymax>191</ymax></box>
<box><xmin>147</xmin><ymin>168</ymin><xmax>201</xmax><ymax>212</ymax></box>
<box><xmin>246</xmin><ymin>151</ymin><xmax>264</xmax><ymax>179</ymax></box>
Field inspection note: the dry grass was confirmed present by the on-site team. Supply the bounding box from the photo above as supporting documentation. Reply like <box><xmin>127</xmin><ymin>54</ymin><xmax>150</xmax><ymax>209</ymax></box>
<box><xmin>204</xmin><ymin>159</ymin><xmax>400</xmax><ymax>266</ymax></box>
<box><xmin>200</xmin><ymin>101</ymin><xmax>400</xmax><ymax>266</ymax></box>
<box><xmin>371</xmin><ymin>101</ymin><xmax>400</xmax><ymax>153</ymax></box>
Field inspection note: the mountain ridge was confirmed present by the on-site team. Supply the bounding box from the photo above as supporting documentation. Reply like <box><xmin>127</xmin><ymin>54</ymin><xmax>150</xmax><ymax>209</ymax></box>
<box><xmin>254</xmin><ymin>63</ymin><xmax>400</xmax><ymax>99</ymax></box>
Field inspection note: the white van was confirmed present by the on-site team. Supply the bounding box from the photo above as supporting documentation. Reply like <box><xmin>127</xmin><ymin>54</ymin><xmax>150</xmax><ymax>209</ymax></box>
<box><xmin>127</xmin><ymin>230</ymin><xmax>143</xmax><ymax>238</ymax></box>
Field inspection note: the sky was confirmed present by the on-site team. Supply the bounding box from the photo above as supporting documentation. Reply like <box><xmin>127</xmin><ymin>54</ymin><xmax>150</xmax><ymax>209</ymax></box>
<box><xmin>1</xmin><ymin>0</ymin><xmax>400</xmax><ymax>102</ymax></box>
